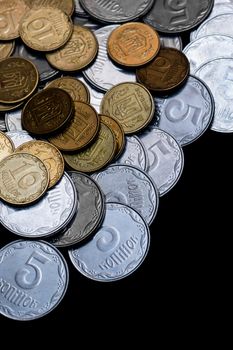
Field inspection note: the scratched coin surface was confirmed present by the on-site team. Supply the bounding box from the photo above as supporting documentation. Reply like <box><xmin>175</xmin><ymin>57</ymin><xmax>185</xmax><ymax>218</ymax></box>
<box><xmin>6</xmin><ymin>131</ymin><xmax>33</xmax><ymax>148</ymax></box>
<box><xmin>100</xmin><ymin>115</ymin><xmax>125</xmax><ymax>158</ymax></box>
<box><xmin>51</xmin><ymin>171</ymin><xmax>105</xmax><ymax>247</ymax></box>
<box><xmin>93</xmin><ymin>164</ymin><xmax>159</xmax><ymax>225</ymax></box>
<box><xmin>5</xmin><ymin>109</ymin><xmax>23</xmax><ymax>131</ymax></box>
<box><xmin>15</xmin><ymin>140</ymin><xmax>64</xmax><ymax>189</ymax></box>
<box><xmin>0</xmin><ymin>130</ymin><xmax>14</xmax><ymax>162</ymax></box>
<box><xmin>46</xmin><ymin>25</ymin><xmax>98</xmax><ymax>71</ymax></box>
<box><xmin>22</xmin><ymin>88</ymin><xmax>74</xmax><ymax>135</ymax></box>
<box><xmin>19</xmin><ymin>7</ymin><xmax>73</xmax><ymax>52</ymax></box>
<box><xmin>107</xmin><ymin>22</ymin><xmax>160</xmax><ymax>67</ymax></box>
<box><xmin>0</xmin><ymin>240</ymin><xmax>69</xmax><ymax>320</ymax></box>
<box><xmin>100</xmin><ymin>82</ymin><xmax>154</xmax><ymax>134</ymax></box>
<box><xmin>136</xmin><ymin>48</ymin><xmax>189</xmax><ymax>93</ymax></box>
<box><xmin>143</xmin><ymin>0</ymin><xmax>214</xmax><ymax>33</ymax></box>
<box><xmin>0</xmin><ymin>57</ymin><xmax>39</xmax><ymax>104</ymax></box>
<box><xmin>0</xmin><ymin>41</ymin><xmax>14</xmax><ymax>60</ymax></box>
<box><xmin>0</xmin><ymin>152</ymin><xmax>49</xmax><ymax>205</ymax></box>
<box><xmin>69</xmin><ymin>202</ymin><xmax>150</xmax><ymax>282</ymax></box>
<box><xmin>25</xmin><ymin>0</ymin><xmax>74</xmax><ymax>16</ymax></box>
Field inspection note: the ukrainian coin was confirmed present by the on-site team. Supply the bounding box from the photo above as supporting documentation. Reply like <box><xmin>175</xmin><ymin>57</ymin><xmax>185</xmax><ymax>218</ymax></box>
<box><xmin>46</xmin><ymin>25</ymin><xmax>98</xmax><ymax>71</ymax></box>
<box><xmin>51</xmin><ymin>171</ymin><xmax>105</xmax><ymax>247</ymax></box>
<box><xmin>25</xmin><ymin>0</ymin><xmax>74</xmax><ymax>16</ymax></box>
<box><xmin>19</xmin><ymin>7</ymin><xmax>73</xmax><ymax>52</ymax></box>
<box><xmin>0</xmin><ymin>57</ymin><xmax>39</xmax><ymax>104</ymax></box>
<box><xmin>160</xmin><ymin>34</ymin><xmax>182</xmax><ymax>50</ymax></box>
<box><xmin>22</xmin><ymin>88</ymin><xmax>74</xmax><ymax>135</ymax></box>
<box><xmin>64</xmin><ymin>122</ymin><xmax>116</xmax><ymax>173</ymax></box>
<box><xmin>0</xmin><ymin>152</ymin><xmax>49</xmax><ymax>205</ymax></box>
<box><xmin>48</xmin><ymin>102</ymin><xmax>99</xmax><ymax>152</ymax></box>
<box><xmin>69</xmin><ymin>202</ymin><xmax>150</xmax><ymax>282</ymax></box>
<box><xmin>154</xmin><ymin>75</ymin><xmax>214</xmax><ymax>146</ymax></box>
<box><xmin>83</xmin><ymin>25</ymin><xmax>135</xmax><ymax>92</ymax></box>
<box><xmin>6</xmin><ymin>131</ymin><xmax>33</xmax><ymax>147</ymax></box>
<box><xmin>78</xmin><ymin>76</ymin><xmax>103</xmax><ymax>112</ymax></box>
<box><xmin>136</xmin><ymin>48</ymin><xmax>189</xmax><ymax>93</ymax></box>
<box><xmin>114</xmin><ymin>135</ymin><xmax>148</xmax><ymax>171</ymax></box>
<box><xmin>100</xmin><ymin>82</ymin><xmax>154</xmax><ymax>134</ymax></box>
<box><xmin>107</xmin><ymin>22</ymin><xmax>160</xmax><ymax>67</ymax></box>
<box><xmin>73</xmin><ymin>16</ymin><xmax>100</xmax><ymax>31</ymax></box>
<box><xmin>0</xmin><ymin>41</ymin><xmax>14</xmax><ymax>60</ymax></box>
<box><xmin>143</xmin><ymin>0</ymin><xmax>214</xmax><ymax>33</ymax></box>
<box><xmin>0</xmin><ymin>130</ymin><xmax>14</xmax><ymax>162</ymax></box>
<box><xmin>5</xmin><ymin>109</ymin><xmax>23</xmax><ymax>131</ymax></box>
<box><xmin>74</xmin><ymin>0</ymin><xmax>89</xmax><ymax>17</ymax></box>
<box><xmin>139</xmin><ymin>128</ymin><xmax>184</xmax><ymax>196</ymax></box>
<box><xmin>192</xmin><ymin>13</ymin><xmax>233</xmax><ymax>40</ymax></box>
<box><xmin>0</xmin><ymin>240</ymin><xmax>69</xmax><ymax>320</ymax></box>
<box><xmin>100</xmin><ymin>115</ymin><xmax>125</xmax><ymax>158</ymax></box>
<box><xmin>0</xmin><ymin>101</ymin><xmax>23</xmax><ymax>112</ymax></box>
<box><xmin>0</xmin><ymin>115</ymin><xmax>5</xmax><ymax>131</ymax></box>
<box><xmin>16</xmin><ymin>141</ymin><xmax>64</xmax><ymax>188</ymax></box>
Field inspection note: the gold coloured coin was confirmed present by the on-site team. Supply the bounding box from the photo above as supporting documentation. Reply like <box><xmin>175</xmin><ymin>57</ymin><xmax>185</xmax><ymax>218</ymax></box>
<box><xmin>15</xmin><ymin>140</ymin><xmax>64</xmax><ymax>188</ymax></box>
<box><xmin>0</xmin><ymin>130</ymin><xmax>14</xmax><ymax>162</ymax></box>
<box><xmin>0</xmin><ymin>101</ymin><xmax>23</xmax><ymax>112</ymax></box>
<box><xmin>46</xmin><ymin>25</ymin><xmax>98</xmax><ymax>71</ymax></box>
<box><xmin>25</xmin><ymin>0</ymin><xmax>74</xmax><ymax>16</ymax></box>
<box><xmin>100</xmin><ymin>82</ymin><xmax>155</xmax><ymax>134</ymax></box>
<box><xmin>0</xmin><ymin>41</ymin><xmax>15</xmax><ymax>60</ymax></box>
<box><xmin>48</xmin><ymin>102</ymin><xmax>99</xmax><ymax>151</ymax></box>
<box><xmin>100</xmin><ymin>114</ymin><xmax>125</xmax><ymax>159</ymax></box>
<box><xmin>0</xmin><ymin>152</ymin><xmax>49</xmax><ymax>205</ymax></box>
<box><xmin>0</xmin><ymin>57</ymin><xmax>39</xmax><ymax>104</ymax></box>
<box><xmin>46</xmin><ymin>76</ymin><xmax>90</xmax><ymax>103</ymax></box>
<box><xmin>19</xmin><ymin>7</ymin><xmax>73</xmax><ymax>52</ymax></box>
<box><xmin>63</xmin><ymin>122</ymin><xmax>116</xmax><ymax>173</ymax></box>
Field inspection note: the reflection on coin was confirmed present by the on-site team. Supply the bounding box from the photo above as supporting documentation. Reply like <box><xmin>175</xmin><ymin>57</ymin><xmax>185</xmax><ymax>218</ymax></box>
<box><xmin>0</xmin><ymin>57</ymin><xmax>39</xmax><ymax>104</ymax></box>
<box><xmin>25</xmin><ymin>0</ymin><xmax>74</xmax><ymax>16</ymax></box>
<box><xmin>19</xmin><ymin>7</ymin><xmax>73</xmax><ymax>52</ymax></box>
<box><xmin>0</xmin><ymin>130</ymin><xmax>14</xmax><ymax>162</ymax></box>
<box><xmin>46</xmin><ymin>25</ymin><xmax>98</xmax><ymax>71</ymax></box>
<box><xmin>51</xmin><ymin>171</ymin><xmax>105</xmax><ymax>247</ymax></box>
<box><xmin>0</xmin><ymin>41</ymin><xmax>14</xmax><ymax>60</ymax></box>
<box><xmin>93</xmin><ymin>164</ymin><xmax>159</xmax><ymax>225</ymax></box>
<box><xmin>64</xmin><ymin>122</ymin><xmax>116</xmax><ymax>173</ymax></box>
<box><xmin>107</xmin><ymin>22</ymin><xmax>160</xmax><ymax>67</ymax></box>
<box><xmin>6</xmin><ymin>131</ymin><xmax>33</xmax><ymax>148</ymax></box>
<box><xmin>101</xmin><ymin>82</ymin><xmax>154</xmax><ymax>134</ymax></box>
<box><xmin>0</xmin><ymin>240</ymin><xmax>69</xmax><ymax>320</ymax></box>
<box><xmin>160</xmin><ymin>34</ymin><xmax>182</xmax><ymax>50</ymax></box>
<box><xmin>16</xmin><ymin>141</ymin><xmax>64</xmax><ymax>188</ymax></box>
<box><xmin>5</xmin><ymin>109</ymin><xmax>23</xmax><ymax>131</ymax></box>
<box><xmin>69</xmin><ymin>202</ymin><xmax>150</xmax><ymax>282</ymax></box>
<box><xmin>100</xmin><ymin>115</ymin><xmax>125</xmax><ymax>158</ymax></box>
<box><xmin>0</xmin><ymin>153</ymin><xmax>49</xmax><ymax>205</ymax></box>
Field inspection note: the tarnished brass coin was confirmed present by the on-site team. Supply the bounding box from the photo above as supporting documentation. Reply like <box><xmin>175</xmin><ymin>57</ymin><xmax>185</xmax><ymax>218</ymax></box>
<box><xmin>48</xmin><ymin>102</ymin><xmax>99</xmax><ymax>152</ymax></box>
<box><xmin>15</xmin><ymin>140</ymin><xmax>64</xmax><ymax>188</ymax></box>
<box><xmin>46</xmin><ymin>25</ymin><xmax>98</xmax><ymax>71</ymax></box>
<box><xmin>63</xmin><ymin>122</ymin><xmax>116</xmax><ymax>173</ymax></box>
<box><xmin>100</xmin><ymin>82</ymin><xmax>154</xmax><ymax>134</ymax></box>
<box><xmin>0</xmin><ymin>130</ymin><xmax>14</xmax><ymax>162</ymax></box>
<box><xmin>136</xmin><ymin>48</ymin><xmax>190</xmax><ymax>93</ymax></box>
<box><xmin>100</xmin><ymin>114</ymin><xmax>125</xmax><ymax>159</ymax></box>
<box><xmin>25</xmin><ymin>0</ymin><xmax>74</xmax><ymax>16</ymax></box>
<box><xmin>46</xmin><ymin>76</ymin><xmax>90</xmax><ymax>103</ymax></box>
<box><xmin>0</xmin><ymin>41</ymin><xmax>15</xmax><ymax>60</ymax></box>
<box><xmin>22</xmin><ymin>88</ymin><xmax>74</xmax><ymax>135</ymax></box>
<box><xmin>0</xmin><ymin>0</ymin><xmax>29</xmax><ymax>40</ymax></box>
<box><xmin>107</xmin><ymin>22</ymin><xmax>160</xmax><ymax>67</ymax></box>
<box><xmin>0</xmin><ymin>101</ymin><xmax>23</xmax><ymax>112</ymax></box>
<box><xmin>0</xmin><ymin>152</ymin><xmax>49</xmax><ymax>205</ymax></box>
<box><xmin>19</xmin><ymin>7</ymin><xmax>73</xmax><ymax>52</ymax></box>
<box><xmin>0</xmin><ymin>57</ymin><xmax>39</xmax><ymax>104</ymax></box>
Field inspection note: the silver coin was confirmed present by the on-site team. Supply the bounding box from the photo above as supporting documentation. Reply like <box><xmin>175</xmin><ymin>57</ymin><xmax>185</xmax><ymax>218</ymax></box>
<box><xmin>160</xmin><ymin>34</ymin><xmax>182</xmax><ymax>50</ymax></box>
<box><xmin>195</xmin><ymin>57</ymin><xmax>233</xmax><ymax>133</ymax></box>
<box><xmin>51</xmin><ymin>171</ymin><xmax>105</xmax><ymax>247</ymax></box>
<box><xmin>138</xmin><ymin>128</ymin><xmax>184</xmax><ymax>196</ymax></box>
<box><xmin>74</xmin><ymin>0</ymin><xmax>89</xmax><ymax>17</ymax></box>
<box><xmin>69</xmin><ymin>202</ymin><xmax>150</xmax><ymax>282</ymax></box>
<box><xmin>154</xmin><ymin>75</ymin><xmax>214</xmax><ymax>146</ymax></box>
<box><xmin>5</xmin><ymin>109</ymin><xmax>23</xmax><ymax>132</ymax></box>
<box><xmin>73</xmin><ymin>16</ymin><xmax>101</xmax><ymax>31</ymax></box>
<box><xmin>0</xmin><ymin>115</ymin><xmax>6</xmax><ymax>131</ymax></box>
<box><xmin>77</xmin><ymin>76</ymin><xmax>103</xmax><ymax>113</ymax></box>
<box><xmin>80</xmin><ymin>0</ymin><xmax>154</xmax><ymax>23</ymax></box>
<box><xmin>143</xmin><ymin>0</ymin><xmax>214</xmax><ymax>34</ymax></box>
<box><xmin>183</xmin><ymin>34</ymin><xmax>233</xmax><ymax>74</ymax></box>
<box><xmin>0</xmin><ymin>240</ymin><xmax>69</xmax><ymax>321</ymax></box>
<box><xmin>92</xmin><ymin>164</ymin><xmax>159</xmax><ymax>225</ymax></box>
<box><xmin>83</xmin><ymin>25</ymin><xmax>135</xmax><ymax>92</ymax></box>
<box><xmin>114</xmin><ymin>135</ymin><xmax>148</xmax><ymax>171</ymax></box>
<box><xmin>5</xmin><ymin>131</ymin><xmax>34</xmax><ymax>147</ymax></box>
<box><xmin>0</xmin><ymin>173</ymin><xmax>78</xmax><ymax>238</ymax></box>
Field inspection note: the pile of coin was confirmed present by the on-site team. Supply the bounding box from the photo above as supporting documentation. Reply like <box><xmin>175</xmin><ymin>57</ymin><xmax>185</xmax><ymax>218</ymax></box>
<box><xmin>0</xmin><ymin>0</ymin><xmax>226</xmax><ymax>320</ymax></box>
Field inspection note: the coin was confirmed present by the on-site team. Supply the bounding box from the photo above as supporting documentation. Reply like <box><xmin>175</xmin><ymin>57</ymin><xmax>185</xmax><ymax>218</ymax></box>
<box><xmin>25</xmin><ymin>0</ymin><xmax>74</xmax><ymax>16</ymax></box>
<box><xmin>15</xmin><ymin>140</ymin><xmax>64</xmax><ymax>188</ymax></box>
<box><xmin>78</xmin><ymin>76</ymin><xmax>104</xmax><ymax>112</ymax></box>
<box><xmin>107</xmin><ymin>22</ymin><xmax>160</xmax><ymax>67</ymax></box>
<box><xmin>0</xmin><ymin>240</ymin><xmax>69</xmax><ymax>320</ymax></box>
<box><xmin>6</xmin><ymin>131</ymin><xmax>34</xmax><ymax>147</ymax></box>
<box><xmin>100</xmin><ymin>82</ymin><xmax>154</xmax><ymax>134</ymax></box>
<box><xmin>0</xmin><ymin>41</ymin><xmax>14</xmax><ymax>60</ymax></box>
<box><xmin>0</xmin><ymin>101</ymin><xmax>23</xmax><ymax>112</ymax></box>
<box><xmin>0</xmin><ymin>115</ymin><xmax>5</xmax><ymax>131</ymax></box>
<box><xmin>160</xmin><ymin>34</ymin><xmax>182</xmax><ymax>50</ymax></box>
<box><xmin>100</xmin><ymin>115</ymin><xmax>125</xmax><ymax>158</ymax></box>
<box><xmin>22</xmin><ymin>88</ymin><xmax>74</xmax><ymax>135</ymax></box>
<box><xmin>0</xmin><ymin>152</ymin><xmax>49</xmax><ymax>205</ymax></box>
<box><xmin>0</xmin><ymin>57</ymin><xmax>39</xmax><ymax>104</ymax></box>
<box><xmin>48</xmin><ymin>102</ymin><xmax>99</xmax><ymax>152</ymax></box>
<box><xmin>69</xmin><ymin>202</ymin><xmax>150</xmax><ymax>282</ymax></box>
<box><xmin>19</xmin><ymin>7</ymin><xmax>73</xmax><ymax>52</ymax></box>
<box><xmin>46</xmin><ymin>76</ymin><xmax>90</xmax><ymax>103</ymax></box>
<box><xmin>0</xmin><ymin>130</ymin><xmax>14</xmax><ymax>162</ymax></box>
<box><xmin>136</xmin><ymin>48</ymin><xmax>190</xmax><ymax>93</ymax></box>
<box><xmin>5</xmin><ymin>109</ymin><xmax>23</xmax><ymax>131</ymax></box>
<box><xmin>74</xmin><ymin>0</ymin><xmax>89</xmax><ymax>17</ymax></box>
<box><xmin>63</xmin><ymin>122</ymin><xmax>116</xmax><ymax>173</ymax></box>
